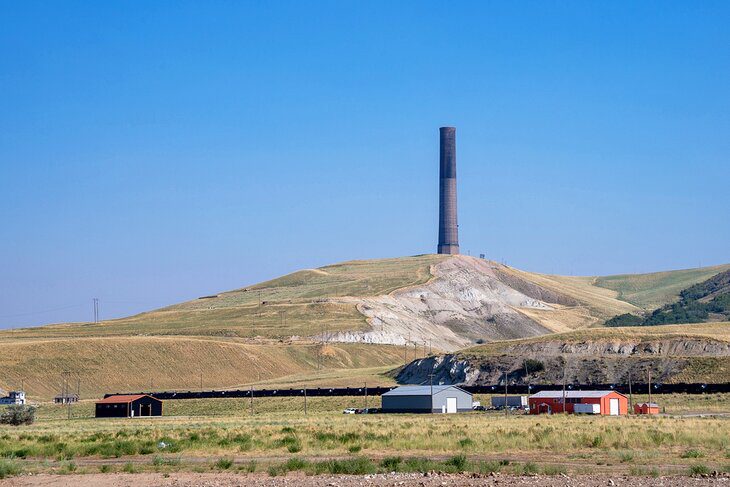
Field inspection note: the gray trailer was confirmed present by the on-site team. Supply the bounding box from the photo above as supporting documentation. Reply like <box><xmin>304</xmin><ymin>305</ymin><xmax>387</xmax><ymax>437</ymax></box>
<box><xmin>491</xmin><ymin>395</ymin><xmax>528</xmax><ymax>409</ymax></box>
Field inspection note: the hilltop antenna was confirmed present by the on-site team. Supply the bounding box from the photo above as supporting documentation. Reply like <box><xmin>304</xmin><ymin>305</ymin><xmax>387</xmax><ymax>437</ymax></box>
<box><xmin>92</xmin><ymin>298</ymin><xmax>99</xmax><ymax>323</ymax></box>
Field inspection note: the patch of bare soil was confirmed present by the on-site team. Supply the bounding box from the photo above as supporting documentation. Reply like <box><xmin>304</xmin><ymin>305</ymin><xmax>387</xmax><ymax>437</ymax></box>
<box><xmin>2</xmin><ymin>472</ymin><xmax>728</xmax><ymax>487</ymax></box>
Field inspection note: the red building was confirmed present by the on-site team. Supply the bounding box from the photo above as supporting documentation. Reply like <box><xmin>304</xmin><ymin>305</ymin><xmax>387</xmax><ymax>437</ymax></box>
<box><xmin>634</xmin><ymin>402</ymin><xmax>660</xmax><ymax>415</ymax></box>
<box><xmin>529</xmin><ymin>390</ymin><xmax>628</xmax><ymax>416</ymax></box>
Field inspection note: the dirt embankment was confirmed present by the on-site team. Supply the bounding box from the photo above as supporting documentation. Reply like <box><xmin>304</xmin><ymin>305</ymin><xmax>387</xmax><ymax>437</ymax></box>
<box><xmin>2</xmin><ymin>472</ymin><xmax>726</xmax><ymax>487</ymax></box>
<box><xmin>397</xmin><ymin>337</ymin><xmax>730</xmax><ymax>385</ymax></box>
<box><xmin>324</xmin><ymin>256</ymin><xmax>581</xmax><ymax>352</ymax></box>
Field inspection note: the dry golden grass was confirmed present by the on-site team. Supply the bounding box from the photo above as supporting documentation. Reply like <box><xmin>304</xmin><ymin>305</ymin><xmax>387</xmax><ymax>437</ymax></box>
<box><xmin>0</xmin><ymin>337</ymin><xmax>403</xmax><ymax>400</ymax></box>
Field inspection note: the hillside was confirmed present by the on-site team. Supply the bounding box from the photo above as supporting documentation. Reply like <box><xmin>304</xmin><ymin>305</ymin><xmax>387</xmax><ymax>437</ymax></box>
<box><xmin>396</xmin><ymin>322</ymin><xmax>730</xmax><ymax>386</ymax></box>
<box><xmin>593</xmin><ymin>264</ymin><xmax>730</xmax><ymax>310</ymax></box>
<box><xmin>606</xmin><ymin>269</ymin><xmax>730</xmax><ymax>327</ymax></box>
<box><xmin>2</xmin><ymin>254</ymin><xmax>728</xmax><ymax>399</ymax></box>
<box><xmin>0</xmin><ymin>337</ymin><xmax>405</xmax><ymax>399</ymax></box>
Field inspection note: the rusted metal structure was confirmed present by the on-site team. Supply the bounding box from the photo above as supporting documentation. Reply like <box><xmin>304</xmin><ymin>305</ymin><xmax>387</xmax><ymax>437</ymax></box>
<box><xmin>437</xmin><ymin>127</ymin><xmax>459</xmax><ymax>255</ymax></box>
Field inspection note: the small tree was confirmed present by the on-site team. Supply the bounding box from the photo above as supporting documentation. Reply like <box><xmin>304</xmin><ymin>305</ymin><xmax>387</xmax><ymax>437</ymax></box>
<box><xmin>0</xmin><ymin>405</ymin><xmax>36</xmax><ymax>426</ymax></box>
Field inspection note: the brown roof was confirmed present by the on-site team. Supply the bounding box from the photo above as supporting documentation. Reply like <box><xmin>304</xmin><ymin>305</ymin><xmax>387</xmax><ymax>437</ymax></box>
<box><xmin>96</xmin><ymin>394</ymin><xmax>150</xmax><ymax>404</ymax></box>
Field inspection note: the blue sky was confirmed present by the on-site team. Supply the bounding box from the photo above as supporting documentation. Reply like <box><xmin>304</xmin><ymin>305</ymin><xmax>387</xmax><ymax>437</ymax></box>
<box><xmin>2</xmin><ymin>1</ymin><xmax>729</xmax><ymax>328</ymax></box>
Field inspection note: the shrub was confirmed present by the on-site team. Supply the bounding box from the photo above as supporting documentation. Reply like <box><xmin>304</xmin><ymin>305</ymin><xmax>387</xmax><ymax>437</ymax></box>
<box><xmin>524</xmin><ymin>359</ymin><xmax>545</xmax><ymax>373</ymax></box>
<box><xmin>619</xmin><ymin>451</ymin><xmax>635</xmax><ymax>463</ymax></box>
<box><xmin>400</xmin><ymin>457</ymin><xmax>439</xmax><ymax>473</ymax></box>
<box><xmin>518</xmin><ymin>462</ymin><xmax>539</xmax><ymax>475</ymax></box>
<box><xmin>215</xmin><ymin>457</ymin><xmax>233</xmax><ymax>470</ymax></box>
<box><xmin>122</xmin><ymin>462</ymin><xmax>137</xmax><ymax>473</ymax></box>
<box><xmin>348</xmin><ymin>445</ymin><xmax>362</xmax><ymax>453</ymax></box>
<box><xmin>542</xmin><ymin>464</ymin><xmax>567</xmax><ymax>475</ymax></box>
<box><xmin>458</xmin><ymin>437</ymin><xmax>474</xmax><ymax>448</ymax></box>
<box><xmin>285</xmin><ymin>457</ymin><xmax>307</xmax><ymax>471</ymax></box>
<box><xmin>241</xmin><ymin>461</ymin><xmax>256</xmax><ymax>473</ymax></box>
<box><xmin>689</xmin><ymin>464</ymin><xmax>710</xmax><ymax>476</ymax></box>
<box><xmin>380</xmin><ymin>456</ymin><xmax>402</xmax><ymax>471</ymax></box>
<box><xmin>314</xmin><ymin>457</ymin><xmax>376</xmax><ymax>475</ymax></box>
<box><xmin>287</xmin><ymin>443</ymin><xmax>302</xmax><ymax>453</ymax></box>
<box><xmin>338</xmin><ymin>432</ymin><xmax>360</xmax><ymax>444</ymax></box>
<box><xmin>0</xmin><ymin>406</ymin><xmax>36</xmax><ymax>426</ymax></box>
<box><xmin>62</xmin><ymin>462</ymin><xmax>77</xmax><ymax>474</ymax></box>
<box><xmin>444</xmin><ymin>454</ymin><xmax>468</xmax><ymax>472</ymax></box>
<box><xmin>268</xmin><ymin>464</ymin><xmax>287</xmax><ymax>476</ymax></box>
<box><xmin>99</xmin><ymin>464</ymin><xmax>112</xmax><ymax>473</ymax></box>
<box><xmin>0</xmin><ymin>459</ymin><xmax>21</xmax><ymax>479</ymax></box>
<box><xmin>604</xmin><ymin>313</ymin><xmax>644</xmax><ymax>327</ymax></box>
<box><xmin>681</xmin><ymin>449</ymin><xmax>704</xmax><ymax>458</ymax></box>
<box><xmin>475</xmin><ymin>461</ymin><xmax>502</xmax><ymax>474</ymax></box>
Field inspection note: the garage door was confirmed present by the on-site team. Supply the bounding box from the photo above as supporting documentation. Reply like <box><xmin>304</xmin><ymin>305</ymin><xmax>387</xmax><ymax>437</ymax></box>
<box><xmin>446</xmin><ymin>397</ymin><xmax>457</xmax><ymax>414</ymax></box>
<box><xmin>609</xmin><ymin>398</ymin><xmax>619</xmax><ymax>416</ymax></box>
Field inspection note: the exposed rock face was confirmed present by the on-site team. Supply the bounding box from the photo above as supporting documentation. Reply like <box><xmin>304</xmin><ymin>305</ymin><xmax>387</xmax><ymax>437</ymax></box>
<box><xmin>396</xmin><ymin>337</ymin><xmax>730</xmax><ymax>385</ymax></box>
<box><xmin>324</xmin><ymin>256</ymin><xmax>556</xmax><ymax>351</ymax></box>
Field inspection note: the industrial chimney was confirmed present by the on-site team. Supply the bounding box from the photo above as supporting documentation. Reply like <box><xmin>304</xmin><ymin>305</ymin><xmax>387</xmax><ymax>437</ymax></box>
<box><xmin>437</xmin><ymin>127</ymin><xmax>459</xmax><ymax>255</ymax></box>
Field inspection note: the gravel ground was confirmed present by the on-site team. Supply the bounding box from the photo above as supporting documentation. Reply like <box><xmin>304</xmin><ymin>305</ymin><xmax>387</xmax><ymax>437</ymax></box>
<box><xmin>1</xmin><ymin>472</ymin><xmax>729</xmax><ymax>487</ymax></box>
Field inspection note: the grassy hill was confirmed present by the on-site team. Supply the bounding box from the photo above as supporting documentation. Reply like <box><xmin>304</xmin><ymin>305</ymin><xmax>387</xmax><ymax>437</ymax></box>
<box><xmin>3</xmin><ymin>255</ymin><xmax>445</xmax><ymax>340</ymax></box>
<box><xmin>593</xmin><ymin>264</ymin><xmax>730</xmax><ymax>310</ymax></box>
<box><xmin>0</xmin><ymin>337</ymin><xmax>404</xmax><ymax>399</ymax></box>
<box><xmin>2</xmin><ymin>254</ymin><xmax>729</xmax><ymax>399</ymax></box>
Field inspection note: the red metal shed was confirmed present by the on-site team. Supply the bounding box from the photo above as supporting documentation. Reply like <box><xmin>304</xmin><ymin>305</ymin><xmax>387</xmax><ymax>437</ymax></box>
<box><xmin>634</xmin><ymin>402</ymin><xmax>660</xmax><ymax>415</ymax></box>
<box><xmin>528</xmin><ymin>390</ymin><xmax>628</xmax><ymax>415</ymax></box>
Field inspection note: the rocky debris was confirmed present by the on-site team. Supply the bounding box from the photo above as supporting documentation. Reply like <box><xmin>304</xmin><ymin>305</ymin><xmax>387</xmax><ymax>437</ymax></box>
<box><xmin>322</xmin><ymin>256</ymin><xmax>558</xmax><ymax>352</ymax></box>
<box><xmin>396</xmin><ymin>335</ymin><xmax>730</xmax><ymax>385</ymax></box>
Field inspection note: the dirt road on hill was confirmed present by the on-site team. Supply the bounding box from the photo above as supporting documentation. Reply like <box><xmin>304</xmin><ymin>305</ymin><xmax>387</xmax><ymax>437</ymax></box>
<box><xmin>2</xmin><ymin>472</ymin><xmax>728</xmax><ymax>486</ymax></box>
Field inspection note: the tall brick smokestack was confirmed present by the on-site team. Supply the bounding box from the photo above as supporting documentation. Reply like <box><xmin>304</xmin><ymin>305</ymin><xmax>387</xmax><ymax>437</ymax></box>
<box><xmin>437</xmin><ymin>127</ymin><xmax>459</xmax><ymax>255</ymax></box>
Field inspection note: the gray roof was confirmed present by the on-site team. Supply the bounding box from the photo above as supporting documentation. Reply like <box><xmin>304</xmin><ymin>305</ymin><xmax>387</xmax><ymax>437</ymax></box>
<box><xmin>530</xmin><ymin>390</ymin><xmax>625</xmax><ymax>399</ymax></box>
<box><xmin>382</xmin><ymin>385</ymin><xmax>469</xmax><ymax>397</ymax></box>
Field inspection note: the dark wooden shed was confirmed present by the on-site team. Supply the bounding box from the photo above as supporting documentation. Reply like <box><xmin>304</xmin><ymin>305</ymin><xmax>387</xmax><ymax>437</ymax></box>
<box><xmin>95</xmin><ymin>394</ymin><xmax>163</xmax><ymax>418</ymax></box>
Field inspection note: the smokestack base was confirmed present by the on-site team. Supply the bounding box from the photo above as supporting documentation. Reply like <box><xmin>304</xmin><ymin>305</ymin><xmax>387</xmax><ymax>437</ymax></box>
<box><xmin>437</xmin><ymin>244</ymin><xmax>460</xmax><ymax>255</ymax></box>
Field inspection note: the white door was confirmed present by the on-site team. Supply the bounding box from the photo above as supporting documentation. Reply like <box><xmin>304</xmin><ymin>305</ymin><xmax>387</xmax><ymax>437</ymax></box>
<box><xmin>609</xmin><ymin>398</ymin><xmax>619</xmax><ymax>416</ymax></box>
<box><xmin>446</xmin><ymin>397</ymin><xmax>457</xmax><ymax>414</ymax></box>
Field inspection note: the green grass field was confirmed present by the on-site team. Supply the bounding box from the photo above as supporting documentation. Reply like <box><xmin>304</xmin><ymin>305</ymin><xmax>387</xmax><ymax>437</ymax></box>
<box><xmin>594</xmin><ymin>264</ymin><xmax>730</xmax><ymax>310</ymax></box>
<box><xmin>1</xmin><ymin>394</ymin><xmax>729</xmax><ymax>479</ymax></box>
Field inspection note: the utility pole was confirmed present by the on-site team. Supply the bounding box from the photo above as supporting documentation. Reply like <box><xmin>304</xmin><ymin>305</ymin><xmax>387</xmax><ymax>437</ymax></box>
<box><xmin>250</xmin><ymin>385</ymin><xmax>254</xmax><ymax>415</ymax></box>
<box><xmin>403</xmin><ymin>337</ymin><xmax>408</xmax><ymax>365</ymax></box>
<box><xmin>562</xmin><ymin>360</ymin><xmax>567</xmax><ymax>415</ymax></box>
<box><xmin>504</xmin><ymin>370</ymin><xmax>508</xmax><ymax>416</ymax></box>
<box><xmin>303</xmin><ymin>388</ymin><xmax>307</xmax><ymax>416</ymax></box>
<box><xmin>628</xmin><ymin>368</ymin><xmax>633</xmax><ymax>414</ymax></box>
<box><xmin>364</xmin><ymin>382</ymin><xmax>368</xmax><ymax>410</ymax></box>
<box><xmin>429</xmin><ymin>373</ymin><xmax>434</xmax><ymax>413</ymax></box>
<box><xmin>648</xmin><ymin>369</ymin><xmax>652</xmax><ymax>407</ymax></box>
